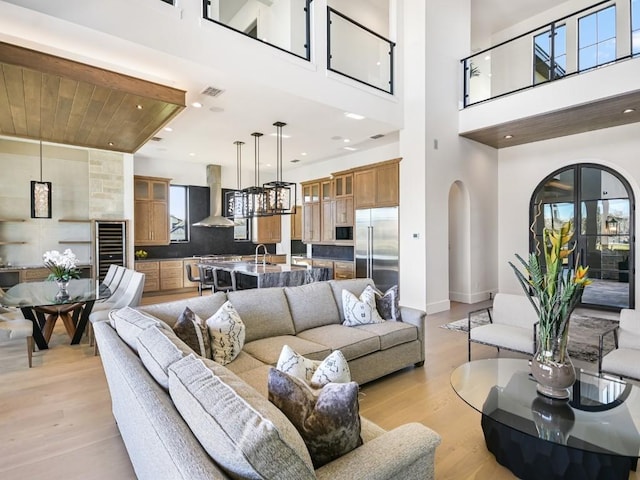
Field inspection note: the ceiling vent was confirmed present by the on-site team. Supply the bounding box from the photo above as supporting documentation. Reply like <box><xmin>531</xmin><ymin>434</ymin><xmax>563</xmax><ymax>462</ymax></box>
<box><xmin>150</xmin><ymin>136</ymin><xmax>163</xmax><ymax>142</ymax></box>
<box><xmin>201</xmin><ymin>86</ymin><xmax>225</xmax><ymax>97</ymax></box>
<box><xmin>370</xmin><ymin>133</ymin><xmax>385</xmax><ymax>139</ymax></box>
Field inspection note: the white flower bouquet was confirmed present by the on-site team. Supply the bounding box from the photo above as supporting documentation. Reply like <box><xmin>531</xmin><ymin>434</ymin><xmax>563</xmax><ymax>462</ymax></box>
<box><xmin>43</xmin><ymin>249</ymin><xmax>81</xmax><ymax>282</ymax></box>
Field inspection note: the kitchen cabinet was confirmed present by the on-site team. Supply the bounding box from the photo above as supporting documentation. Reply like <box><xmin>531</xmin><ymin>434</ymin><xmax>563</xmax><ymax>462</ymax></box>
<box><xmin>134</xmin><ymin>176</ymin><xmax>170</xmax><ymax>246</ymax></box>
<box><xmin>252</xmin><ymin>215</ymin><xmax>281</xmax><ymax>244</ymax></box>
<box><xmin>135</xmin><ymin>260</ymin><xmax>160</xmax><ymax>292</ymax></box>
<box><xmin>335</xmin><ymin>197</ymin><xmax>354</xmax><ymax>226</ymax></box>
<box><xmin>334</xmin><ymin>173</ymin><xmax>353</xmax><ymax>197</ymax></box>
<box><xmin>333</xmin><ymin>261</ymin><xmax>355</xmax><ymax>280</ymax></box>
<box><xmin>312</xmin><ymin>259</ymin><xmax>334</xmax><ymax>278</ymax></box>
<box><xmin>320</xmin><ymin>179</ymin><xmax>334</xmax><ymax>243</ymax></box>
<box><xmin>291</xmin><ymin>205</ymin><xmax>303</xmax><ymax>240</ymax></box>
<box><xmin>353</xmin><ymin>161</ymin><xmax>399</xmax><ymax>208</ymax></box>
<box><xmin>160</xmin><ymin>260</ymin><xmax>183</xmax><ymax>290</ymax></box>
<box><xmin>302</xmin><ymin>180</ymin><xmax>321</xmax><ymax>243</ymax></box>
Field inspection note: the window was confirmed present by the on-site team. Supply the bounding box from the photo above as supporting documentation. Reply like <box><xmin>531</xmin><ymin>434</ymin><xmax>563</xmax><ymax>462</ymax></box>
<box><xmin>578</xmin><ymin>5</ymin><xmax>617</xmax><ymax>71</ymax></box>
<box><xmin>633</xmin><ymin>0</ymin><xmax>640</xmax><ymax>55</ymax></box>
<box><xmin>170</xmin><ymin>185</ymin><xmax>189</xmax><ymax>242</ymax></box>
<box><xmin>533</xmin><ymin>24</ymin><xmax>566</xmax><ymax>84</ymax></box>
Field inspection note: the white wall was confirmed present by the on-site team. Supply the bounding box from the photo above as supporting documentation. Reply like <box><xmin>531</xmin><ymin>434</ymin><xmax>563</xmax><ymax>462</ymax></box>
<box><xmin>498</xmin><ymin>122</ymin><xmax>640</xmax><ymax>303</ymax></box>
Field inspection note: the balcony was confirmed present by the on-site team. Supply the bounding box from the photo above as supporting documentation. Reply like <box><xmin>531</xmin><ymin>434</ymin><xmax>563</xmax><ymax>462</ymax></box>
<box><xmin>459</xmin><ymin>0</ymin><xmax>640</xmax><ymax>148</ymax></box>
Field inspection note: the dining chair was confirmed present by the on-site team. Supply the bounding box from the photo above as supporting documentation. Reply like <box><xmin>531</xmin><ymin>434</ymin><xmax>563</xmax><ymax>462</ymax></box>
<box><xmin>0</xmin><ymin>310</ymin><xmax>34</xmax><ymax>367</ymax></box>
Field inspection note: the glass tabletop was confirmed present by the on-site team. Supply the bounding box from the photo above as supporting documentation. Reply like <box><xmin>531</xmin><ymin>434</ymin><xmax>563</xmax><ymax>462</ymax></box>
<box><xmin>0</xmin><ymin>278</ymin><xmax>111</xmax><ymax>308</ymax></box>
<box><xmin>451</xmin><ymin>358</ymin><xmax>640</xmax><ymax>457</ymax></box>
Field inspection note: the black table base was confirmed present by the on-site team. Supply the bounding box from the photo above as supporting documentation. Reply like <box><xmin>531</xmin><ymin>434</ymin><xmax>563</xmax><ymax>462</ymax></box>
<box><xmin>482</xmin><ymin>414</ymin><xmax>637</xmax><ymax>480</ymax></box>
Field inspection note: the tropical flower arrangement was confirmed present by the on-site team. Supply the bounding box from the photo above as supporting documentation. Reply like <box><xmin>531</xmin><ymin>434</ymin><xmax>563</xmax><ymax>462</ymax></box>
<box><xmin>509</xmin><ymin>221</ymin><xmax>591</xmax><ymax>363</ymax></box>
<box><xmin>43</xmin><ymin>249</ymin><xmax>81</xmax><ymax>282</ymax></box>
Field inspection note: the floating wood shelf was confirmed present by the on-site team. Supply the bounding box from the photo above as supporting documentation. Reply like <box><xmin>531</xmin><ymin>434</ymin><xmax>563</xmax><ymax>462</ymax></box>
<box><xmin>58</xmin><ymin>219</ymin><xmax>92</xmax><ymax>223</ymax></box>
<box><xmin>0</xmin><ymin>241</ymin><xmax>27</xmax><ymax>245</ymax></box>
<box><xmin>58</xmin><ymin>241</ymin><xmax>91</xmax><ymax>244</ymax></box>
<box><xmin>0</xmin><ymin>219</ymin><xmax>26</xmax><ymax>222</ymax></box>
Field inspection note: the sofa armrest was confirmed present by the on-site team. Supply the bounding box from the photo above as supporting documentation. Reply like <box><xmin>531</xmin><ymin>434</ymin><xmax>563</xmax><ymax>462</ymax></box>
<box><xmin>399</xmin><ymin>306</ymin><xmax>426</xmax><ymax>364</ymax></box>
<box><xmin>315</xmin><ymin>423</ymin><xmax>441</xmax><ymax>480</ymax></box>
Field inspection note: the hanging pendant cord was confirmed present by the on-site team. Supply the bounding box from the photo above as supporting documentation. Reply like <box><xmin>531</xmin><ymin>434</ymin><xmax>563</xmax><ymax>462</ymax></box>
<box><xmin>39</xmin><ymin>139</ymin><xmax>43</xmax><ymax>182</ymax></box>
<box><xmin>234</xmin><ymin>140</ymin><xmax>244</xmax><ymax>190</ymax></box>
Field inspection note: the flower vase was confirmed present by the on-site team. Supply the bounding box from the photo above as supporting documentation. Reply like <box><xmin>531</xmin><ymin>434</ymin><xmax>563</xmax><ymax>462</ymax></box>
<box><xmin>55</xmin><ymin>279</ymin><xmax>70</xmax><ymax>302</ymax></box>
<box><xmin>530</xmin><ymin>334</ymin><xmax>576</xmax><ymax>400</ymax></box>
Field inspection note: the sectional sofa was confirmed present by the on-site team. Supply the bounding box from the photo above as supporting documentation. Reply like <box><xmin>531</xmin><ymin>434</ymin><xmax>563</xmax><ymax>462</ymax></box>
<box><xmin>93</xmin><ymin>278</ymin><xmax>441</xmax><ymax>479</ymax></box>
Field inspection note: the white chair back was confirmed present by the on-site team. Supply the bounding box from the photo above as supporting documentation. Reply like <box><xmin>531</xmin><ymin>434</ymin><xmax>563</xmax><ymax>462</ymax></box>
<box><xmin>618</xmin><ymin>309</ymin><xmax>640</xmax><ymax>349</ymax></box>
<box><xmin>109</xmin><ymin>271</ymin><xmax>145</xmax><ymax>309</ymax></box>
<box><xmin>492</xmin><ymin>293</ymin><xmax>538</xmax><ymax>329</ymax></box>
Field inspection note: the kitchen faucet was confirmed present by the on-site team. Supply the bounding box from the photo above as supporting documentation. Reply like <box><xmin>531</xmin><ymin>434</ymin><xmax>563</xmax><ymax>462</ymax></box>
<box><xmin>255</xmin><ymin>244</ymin><xmax>268</xmax><ymax>266</ymax></box>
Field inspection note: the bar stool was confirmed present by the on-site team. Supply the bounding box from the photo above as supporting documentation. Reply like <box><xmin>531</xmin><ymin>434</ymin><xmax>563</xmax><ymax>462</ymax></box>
<box><xmin>211</xmin><ymin>268</ymin><xmax>236</xmax><ymax>293</ymax></box>
<box><xmin>185</xmin><ymin>263</ymin><xmax>212</xmax><ymax>296</ymax></box>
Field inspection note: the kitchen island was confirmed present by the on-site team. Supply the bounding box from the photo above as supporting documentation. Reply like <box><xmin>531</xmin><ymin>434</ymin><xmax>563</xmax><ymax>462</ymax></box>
<box><xmin>198</xmin><ymin>260</ymin><xmax>331</xmax><ymax>289</ymax></box>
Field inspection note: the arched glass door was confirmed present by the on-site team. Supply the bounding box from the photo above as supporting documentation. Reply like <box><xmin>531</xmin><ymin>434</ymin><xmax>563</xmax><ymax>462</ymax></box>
<box><xmin>531</xmin><ymin>164</ymin><xmax>634</xmax><ymax>310</ymax></box>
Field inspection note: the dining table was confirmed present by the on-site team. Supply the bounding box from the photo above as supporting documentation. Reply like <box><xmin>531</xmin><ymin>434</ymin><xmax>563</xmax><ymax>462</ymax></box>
<box><xmin>0</xmin><ymin>278</ymin><xmax>111</xmax><ymax>349</ymax></box>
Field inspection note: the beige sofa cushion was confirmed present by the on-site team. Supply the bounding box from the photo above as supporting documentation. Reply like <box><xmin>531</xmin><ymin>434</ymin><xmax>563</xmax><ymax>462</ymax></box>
<box><xmin>329</xmin><ymin>278</ymin><xmax>375</xmax><ymax>322</ymax></box>
<box><xmin>297</xmin><ymin>324</ymin><xmax>380</xmax><ymax>361</ymax></box>
<box><xmin>138</xmin><ymin>292</ymin><xmax>227</xmax><ymax>327</ymax></box>
<box><xmin>355</xmin><ymin>322</ymin><xmax>418</xmax><ymax>350</ymax></box>
<box><xmin>225</xmin><ymin>350</ymin><xmax>267</xmax><ymax>375</ymax></box>
<box><xmin>284</xmin><ymin>282</ymin><xmax>340</xmax><ymax>333</ymax></box>
<box><xmin>227</xmin><ymin>288</ymin><xmax>295</xmax><ymax>342</ymax></box>
<box><xmin>168</xmin><ymin>354</ymin><xmax>315</xmax><ymax>480</ymax></box>
<box><xmin>243</xmin><ymin>335</ymin><xmax>331</xmax><ymax>364</ymax></box>
<box><xmin>110</xmin><ymin>306</ymin><xmax>170</xmax><ymax>353</ymax></box>
<box><xmin>136</xmin><ymin>325</ymin><xmax>193</xmax><ymax>390</ymax></box>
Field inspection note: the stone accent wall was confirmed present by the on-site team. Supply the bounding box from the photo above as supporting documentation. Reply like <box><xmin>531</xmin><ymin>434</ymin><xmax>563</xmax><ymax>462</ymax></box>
<box><xmin>89</xmin><ymin>150</ymin><xmax>125</xmax><ymax>219</ymax></box>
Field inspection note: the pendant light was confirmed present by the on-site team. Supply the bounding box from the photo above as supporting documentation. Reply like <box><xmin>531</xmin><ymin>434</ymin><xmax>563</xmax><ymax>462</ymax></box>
<box><xmin>263</xmin><ymin>121</ymin><xmax>296</xmax><ymax>215</ymax></box>
<box><xmin>242</xmin><ymin>132</ymin><xmax>269</xmax><ymax>217</ymax></box>
<box><xmin>225</xmin><ymin>140</ymin><xmax>248</xmax><ymax>218</ymax></box>
<box><xmin>31</xmin><ymin>103</ymin><xmax>52</xmax><ymax>219</ymax></box>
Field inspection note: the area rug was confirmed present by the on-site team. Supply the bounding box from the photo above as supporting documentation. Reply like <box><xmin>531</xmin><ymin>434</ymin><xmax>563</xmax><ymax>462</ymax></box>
<box><xmin>441</xmin><ymin>312</ymin><xmax>618</xmax><ymax>363</ymax></box>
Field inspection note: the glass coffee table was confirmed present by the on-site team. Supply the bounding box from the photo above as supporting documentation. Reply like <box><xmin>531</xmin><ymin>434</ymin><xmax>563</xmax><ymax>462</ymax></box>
<box><xmin>451</xmin><ymin>358</ymin><xmax>640</xmax><ymax>480</ymax></box>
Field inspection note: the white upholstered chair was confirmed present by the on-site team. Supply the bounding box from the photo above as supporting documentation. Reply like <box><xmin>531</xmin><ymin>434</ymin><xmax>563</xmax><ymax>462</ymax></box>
<box><xmin>599</xmin><ymin>308</ymin><xmax>640</xmax><ymax>381</ymax></box>
<box><xmin>468</xmin><ymin>293</ymin><xmax>539</xmax><ymax>361</ymax></box>
<box><xmin>0</xmin><ymin>309</ymin><xmax>34</xmax><ymax>367</ymax></box>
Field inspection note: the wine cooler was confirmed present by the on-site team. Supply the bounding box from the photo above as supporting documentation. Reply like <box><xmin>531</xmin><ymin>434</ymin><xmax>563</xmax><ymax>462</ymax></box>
<box><xmin>93</xmin><ymin>220</ymin><xmax>128</xmax><ymax>282</ymax></box>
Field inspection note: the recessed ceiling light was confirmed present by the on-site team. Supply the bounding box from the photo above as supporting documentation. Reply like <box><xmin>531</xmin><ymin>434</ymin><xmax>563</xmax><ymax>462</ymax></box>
<box><xmin>343</xmin><ymin>138</ymin><xmax>351</xmax><ymax>143</ymax></box>
<box><xmin>376</xmin><ymin>61</ymin><xmax>381</xmax><ymax>66</ymax></box>
<box><xmin>301</xmin><ymin>152</ymin><xmax>307</xmax><ymax>156</ymax></box>
<box><xmin>484</xmin><ymin>55</ymin><xmax>491</xmax><ymax>61</ymax></box>
<box><xmin>164</xmin><ymin>127</ymin><xmax>173</xmax><ymax>132</ymax></box>
<box><xmin>136</xmin><ymin>104</ymin><xmax>143</xmax><ymax>110</ymax></box>
<box><xmin>504</xmin><ymin>134</ymin><xmax>513</xmax><ymax>139</ymax></box>
<box><xmin>191</xmin><ymin>102</ymin><xmax>203</xmax><ymax>108</ymax></box>
<box><xmin>108</xmin><ymin>142</ymin><xmax>114</xmax><ymax>146</ymax></box>
<box><xmin>344</xmin><ymin>146</ymin><xmax>357</xmax><ymax>151</ymax></box>
<box><xmin>344</xmin><ymin>112</ymin><xmax>365</xmax><ymax>120</ymax></box>
<box><xmin>189</xmin><ymin>152</ymin><xmax>196</xmax><ymax>156</ymax></box>
<box><xmin>623</xmin><ymin>108</ymin><xmax>636</xmax><ymax>114</ymax></box>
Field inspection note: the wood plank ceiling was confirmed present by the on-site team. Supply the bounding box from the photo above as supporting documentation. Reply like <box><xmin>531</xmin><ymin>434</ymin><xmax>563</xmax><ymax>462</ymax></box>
<box><xmin>460</xmin><ymin>89</ymin><xmax>640</xmax><ymax>149</ymax></box>
<box><xmin>0</xmin><ymin>42</ymin><xmax>186</xmax><ymax>153</ymax></box>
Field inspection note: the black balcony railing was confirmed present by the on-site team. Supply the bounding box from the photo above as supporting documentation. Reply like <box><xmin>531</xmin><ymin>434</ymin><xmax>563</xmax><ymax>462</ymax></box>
<box><xmin>327</xmin><ymin>7</ymin><xmax>395</xmax><ymax>94</ymax></box>
<box><xmin>202</xmin><ymin>0</ymin><xmax>312</xmax><ymax>61</ymax></box>
<box><xmin>462</xmin><ymin>0</ymin><xmax>638</xmax><ymax>107</ymax></box>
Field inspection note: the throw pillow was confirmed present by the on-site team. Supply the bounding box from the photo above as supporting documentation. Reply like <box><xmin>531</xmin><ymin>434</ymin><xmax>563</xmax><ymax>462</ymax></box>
<box><xmin>374</xmin><ymin>285</ymin><xmax>402</xmax><ymax>321</ymax></box>
<box><xmin>268</xmin><ymin>368</ymin><xmax>363</xmax><ymax>468</ymax></box>
<box><xmin>173</xmin><ymin>307</ymin><xmax>211</xmax><ymax>358</ymax></box>
<box><xmin>277</xmin><ymin>345</ymin><xmax>351</xmax><ymax>388</ymax></box>
<box><xmin>342</xmin><ymin>285</ymin><xmax>385</xmax><ymax>326</ymax></box>
<box><xmin>206</xmin><ymin>300</ymin><xmax>245</xmax><ymax>365</ymax></box>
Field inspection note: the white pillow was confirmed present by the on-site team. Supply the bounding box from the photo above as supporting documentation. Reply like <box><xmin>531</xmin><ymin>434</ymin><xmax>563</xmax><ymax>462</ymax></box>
<box><xmin>276</xmin><ymin>345</ymin><xmax>351</xmax><ymax>388</ymax></box>
<box><xmin>342</xmin><ymin>285</ymin><xmax>385</xmax><ymax>326</ymax></box>
<box><xmin>206</xmin><ymin>301</ymin><xmax>245</xmax><ymax>365</ymax></box>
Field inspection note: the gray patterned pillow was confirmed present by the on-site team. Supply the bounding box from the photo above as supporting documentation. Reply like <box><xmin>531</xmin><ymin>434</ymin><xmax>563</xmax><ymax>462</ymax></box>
<box><xmin>375</xmin><ymin>285</ymin><xmax>402</xmax><ymax>321</ymax></box>
<box><xmin>173</xmin><ymin>307</ymin><xmax>211</xmax><ymax>358</ymax></box>
<box><xmin>342</xmin><ymin>285</ymin><xmax>385</xmax><ymax>326</ymax></box>
<box><xmin>206</xmin><ymin>300</ymin><xmax>245</xmax><ymax>365</ymax></box>
<box><xmin>276</xmin><ymin>345</ymin><xmax>351</xmax><ymax>388</ymax></box>
<box><xmin>268</xmin><ymin>367</ymin><xmax>362</xmax><ymax>468</ymax></box>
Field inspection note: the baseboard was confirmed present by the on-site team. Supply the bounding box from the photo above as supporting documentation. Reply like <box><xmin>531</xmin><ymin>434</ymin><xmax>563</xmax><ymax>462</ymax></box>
<box><xmin>426</xmin><ymin>299</ymin><xmax>450</xmax><ymax>315</ymax></box>
<box><xmin>449</xmin><ymin>290</ymin><xmax>494</xmax><ymax>305</ymax></box>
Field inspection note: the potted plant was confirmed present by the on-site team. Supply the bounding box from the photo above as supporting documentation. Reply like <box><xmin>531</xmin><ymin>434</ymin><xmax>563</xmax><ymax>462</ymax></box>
<box><xmin>43</xmin><ymin>248</ymin><xmax>81</xmax><ymax>300</ymax></box>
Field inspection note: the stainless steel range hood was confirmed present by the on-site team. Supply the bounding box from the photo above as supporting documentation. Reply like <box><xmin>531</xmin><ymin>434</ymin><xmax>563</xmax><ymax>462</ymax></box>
<box><xmin>193</xmin><ymin>164</ymin><xmax>235</xmax><ymax>227</ymax></box>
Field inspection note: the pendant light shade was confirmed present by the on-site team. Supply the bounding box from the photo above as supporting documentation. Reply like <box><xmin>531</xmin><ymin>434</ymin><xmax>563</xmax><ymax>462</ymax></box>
<box><xmin>225</xmin><ymin>140</ymin><xmax>248</xmax><ymax>218</ymax></box>
<box><xmin>242</xmin><ymin>132</ymin><xmax>269</xmax><ymax>217</ymax></box>
<box><xmin>263</xmin><ymin>121</ymin><xmax>296</xmax><ymax>215</ymax></box>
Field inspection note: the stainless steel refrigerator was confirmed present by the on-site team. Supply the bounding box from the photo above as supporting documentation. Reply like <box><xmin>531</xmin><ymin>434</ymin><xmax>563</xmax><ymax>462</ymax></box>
<box><xmin>355</xmin><ymin>207</ymin><xmax>399</xmax><ymax>292</ymax></box>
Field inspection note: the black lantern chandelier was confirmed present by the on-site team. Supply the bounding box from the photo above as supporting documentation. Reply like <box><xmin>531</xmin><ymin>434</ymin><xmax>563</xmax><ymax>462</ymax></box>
<box><xmin>263</xmin><ymin>121</ymin><xmax>296</xmax><ymax>215</ymax></box>
<box><xmin>225</xmin><ymin>140</ymin><xmax>247</xmax><ymax>218</ymax></box>
<box><xmin>242</xmin><ymin>132</ymin><xmax>269</xmax><ymax>217</ymax></box>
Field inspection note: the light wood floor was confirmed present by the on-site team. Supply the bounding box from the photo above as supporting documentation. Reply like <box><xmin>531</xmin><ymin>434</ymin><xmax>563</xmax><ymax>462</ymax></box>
<box><xmin>0</xmin><ymin>293</ymin><xmax>636</xmax><ymax>480</ymax></box>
